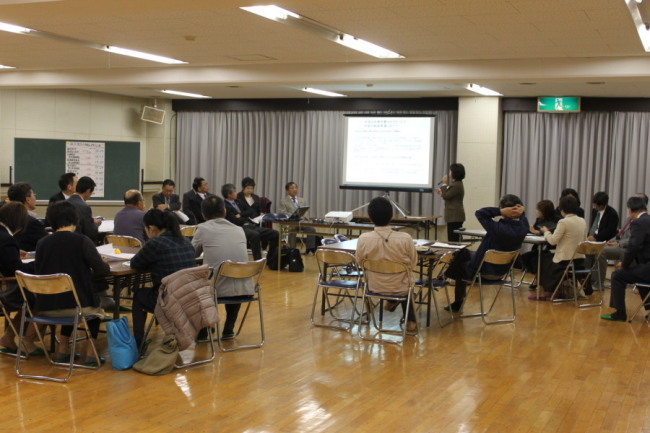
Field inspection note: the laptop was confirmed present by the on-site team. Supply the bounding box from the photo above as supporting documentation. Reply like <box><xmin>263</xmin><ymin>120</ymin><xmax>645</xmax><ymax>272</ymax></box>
<box><xmin>288</xmin><ymin>206</ymin><xmax>310</xmax><ymax>220</ymax></box>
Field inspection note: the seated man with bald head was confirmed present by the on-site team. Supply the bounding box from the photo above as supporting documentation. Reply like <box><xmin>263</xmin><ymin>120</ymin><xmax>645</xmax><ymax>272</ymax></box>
<box><xmin>113</xmin><ymin>189</ymin><xmax>147</xmax><ymax>243</ymax></box>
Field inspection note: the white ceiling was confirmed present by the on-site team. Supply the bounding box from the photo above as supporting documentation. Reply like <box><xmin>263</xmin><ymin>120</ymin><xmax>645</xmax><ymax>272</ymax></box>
<box><xmin>0</xmin><ymin>0</ymin><xmax>649</xmax><ymax>99</ymax></box>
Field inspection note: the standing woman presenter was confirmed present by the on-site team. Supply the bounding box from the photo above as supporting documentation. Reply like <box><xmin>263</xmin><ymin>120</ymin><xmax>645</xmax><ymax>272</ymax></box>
<box><xmin>435</xmin><ymin>163</ymin><xmax>466</xmax><ymax>242</ymax></box>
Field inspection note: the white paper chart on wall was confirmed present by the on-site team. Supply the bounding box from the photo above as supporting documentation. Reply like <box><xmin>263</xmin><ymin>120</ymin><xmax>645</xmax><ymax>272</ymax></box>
<box><xmin>66</xmin><ymin>141</ymin><xmax>106</xmax><ymax>197</ymax></box>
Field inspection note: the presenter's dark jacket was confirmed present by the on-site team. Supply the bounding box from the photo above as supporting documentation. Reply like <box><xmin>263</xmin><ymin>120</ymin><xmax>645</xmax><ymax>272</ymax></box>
<box><xmin>469</xmin><ymin>207</ymin><xmax>529</xmax><ymax>277</ymax></box>
<box><xmin>182</xmin><ymin>190</ymin><xmax>213</xmax><ymax>225</ymax></box>
<box><xmin>589</xmin><ymin>205</ymin><xmax>619</xmax><ymax>242</ymax></box>
<box><xmin>622</xmin><ymin>213</ymin><xmax>650</xmax><ymax>269</ymax></box>
<box><xmin>67</xmin><ymin>194</ymin><xmax>99</xmax><ymax>244</ymax></box>
<box><xmin>152</xmin><ymin>192</ymin><xmax>181</xmax><ymax>211</ymax></box>
<box><xmin>440</xmin><ymin>180</ymin><xmax>465</xmax><ymax>223</ymax></box>
<box><xmin>235</xmin><ymin>192</ymin><xmax>262</xmax><ymax>218</ymax></box>
<box><xmin>34</xmin><ymin>230</ymin><xmax>109</xmax><ymax>311</ymax></box>
<box><xmin>14</xmin><ymin>216</ymin><xmax>48</xmax><ymax>252</ymax></box>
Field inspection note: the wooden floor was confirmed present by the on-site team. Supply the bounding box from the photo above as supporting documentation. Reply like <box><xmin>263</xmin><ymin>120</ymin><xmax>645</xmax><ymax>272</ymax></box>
<box><xmin>2</xmin><ymin>255</ymin><xmax>650</xmax><ymax>433</ymax></box>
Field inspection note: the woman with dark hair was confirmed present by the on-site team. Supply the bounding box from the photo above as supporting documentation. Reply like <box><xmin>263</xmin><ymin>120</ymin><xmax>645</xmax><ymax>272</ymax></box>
<box><xmin>530</xmin><ymin>195</ymin><xmax>587</xmax><ymax>301</ymax></box>
<box><xmin>520</xmin><ymin>200</ymin><xmax>560</xmax><ymax>285</ymax></box>
<box><xmin>130</xmin><ymin>209</ymin><xmax>196</xmax><ymax>347</ymax></box>
<box><xmin>34</xmin><ymin>200</ymin><xmax>110</xmax><ymax>364</ymax></box>
<box><xmin>556</xmin><ymin>188</ymin><xmax>585</xmax><ymax>219</ymax></box>
<box><xmin>435</xmin><ymin>163</ymin><xmax>465</xmax><ymax>242</ymax></box>
<box><xmin>236</xmin><ymin>176</ymin><xmax>264</xmax><ymax>218</ymax></box>
<box><xmin>0</xmin><ymin>202</ymin><xmax>38</xmax><ymax>354</ymax></box>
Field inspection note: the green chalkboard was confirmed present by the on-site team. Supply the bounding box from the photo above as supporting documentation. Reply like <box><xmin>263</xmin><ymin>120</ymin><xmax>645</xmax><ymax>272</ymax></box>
<box><xmin>14</xmin><ymin>138</ymin><xmax>140</xmax><ymax>201</ymax></box>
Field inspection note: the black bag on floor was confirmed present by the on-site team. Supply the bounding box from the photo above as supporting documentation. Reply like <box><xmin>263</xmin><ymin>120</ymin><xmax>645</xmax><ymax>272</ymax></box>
<box><xmin>288</xmin><ymin>248</ymin><xmax>304</xmax><ymax>272</ymax></box>
<box><xmin>267</xmin><ymin>246</ymin><xmax>291</xmax><ymax>270</ymax></box>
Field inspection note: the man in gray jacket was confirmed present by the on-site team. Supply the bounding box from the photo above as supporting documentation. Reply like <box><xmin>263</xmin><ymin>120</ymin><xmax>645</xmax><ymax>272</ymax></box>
<box><xmin>192</xmin><ymin>195</ymin><xmax>254</xmax><ymax>339</ymax></box>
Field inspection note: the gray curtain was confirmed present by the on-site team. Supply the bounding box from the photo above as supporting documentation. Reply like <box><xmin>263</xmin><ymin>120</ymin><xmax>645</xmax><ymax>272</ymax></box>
<box><xmin>176</xmin><ymin>110</ymin><xmax>458</xmax><ymax>220</ymax></box>
<box><xmin>502</xmin><ymin>111</ymin><xmax>650</xmax><ymax>219</ymax></box>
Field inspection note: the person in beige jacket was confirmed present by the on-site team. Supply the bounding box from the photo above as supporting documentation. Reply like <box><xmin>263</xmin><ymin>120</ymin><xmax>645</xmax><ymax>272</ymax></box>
<box><xmin>356</xmin><ymin>197</ymin><xmax>418</xmax><ymax>331</ymax></box>
<box><xmin>532</xmin><ymin>195</ymin><xmax>587</xmax><ymax>300</ymax></box>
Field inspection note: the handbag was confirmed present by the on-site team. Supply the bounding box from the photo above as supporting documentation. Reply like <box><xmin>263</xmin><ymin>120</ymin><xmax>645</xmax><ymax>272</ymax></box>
<box><xmin>133</xmin><ymin>334</ymin><xmax>179</xmax><ymax>376</ymax></box>
<box><xmin>106</xmin><ymin>316</ymin><xmax>139</xmax><ymax>370</ymax></box>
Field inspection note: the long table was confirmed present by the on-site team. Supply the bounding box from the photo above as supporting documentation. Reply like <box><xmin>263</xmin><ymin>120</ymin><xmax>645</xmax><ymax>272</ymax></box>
<box><xmin>318</xmin><ymin>238</ymin><xmax>468</xmax><ymax>327</ymax></box>
<box><xmin>352</xmin><ymin>215</ymin><xmax>441</xmax><ymax>240</ymax></box>
<box><xmin>273</xmin><ymin>220</ymin><xmax>408</xmax><ymax>270</ymax></box>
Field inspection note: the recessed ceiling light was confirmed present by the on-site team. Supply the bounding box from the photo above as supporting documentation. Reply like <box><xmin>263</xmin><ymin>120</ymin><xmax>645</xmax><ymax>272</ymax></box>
<box><xmin>105</xmin><ymin>46</ymin><xmax>186</xmax><ymax>64</ymax></box>
<box><xmin>0</xmin><ymin>64</ymin><xmax>15</xmax><ymax>69</ymax></box>
<box><xmin>0</xmin><ymin>21</ymin><xmax>33</xmax><ymax>34</ymax></box>
<box><xmin>161</xmin><ymin>90</ymin><xmax>210</xmax><ymax>98</ymax></box>
<box><xmin>465</xmin><ymin>84</ymin><xmax>502</xmax><ymax>96</ymax></box>
<box><xmin>302</xmin><ymin>87</ymin><xmax>347</xmax><ymax>97</ymax></box>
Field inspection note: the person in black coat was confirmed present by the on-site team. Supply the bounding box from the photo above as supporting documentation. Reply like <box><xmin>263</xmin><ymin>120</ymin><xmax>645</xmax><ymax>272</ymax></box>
<box><xmin>152</xmin><ymin>179</ymin><xmax>181</xmax><ymax>211</ymax></box>
<box><xmin>7</xmin><ymin>182</ymin><xmax>47</xmax><ymax>252</ymax></box>
<box><xmin>35</xmin><ymin>200</ymin><xmax>110</xmax><ymax>364</ymax></box>
<box><xmin>0</xmin><ymin>202</ymin><xmax>38</xmax><ymax>354</ymax></box>
<box><xmin>48</xmin><ymin>172</ymin><xmax>77</xmax><ymax>204</ymax></box>
<box><xmin>446</xmin><ymin>194</ymin><xmax>529</xmax><ymax>312</ymax></box>
<box><xmin>182</xmin><ymin>177</ymin><xmax>213</xmax><ymax>225</ymax></box>
<box><xmin>67</xmin><ymin>176</ymin><xmax>102</xmax><ymax>244</ymax></box>
<box><xmin>222</xmin><ymin>183</ymin><xmax>278</xmax><ymax>261</ymax></box>
<box><xmin>585</xmin><ymin>191</ymin><xmax>619</xmax><ymax>291</ymax></box>
<box><xmin>602</xmin><ymin>196</ymin><xmax>650</xmax><ymax>322</ymax></box>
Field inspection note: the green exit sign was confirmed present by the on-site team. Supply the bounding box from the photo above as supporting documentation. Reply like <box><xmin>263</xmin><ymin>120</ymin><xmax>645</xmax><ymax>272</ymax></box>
<box><xmin>537</xmin><ymin>96</ymin><xmax>581</xmax><ymax>113</ymax></box>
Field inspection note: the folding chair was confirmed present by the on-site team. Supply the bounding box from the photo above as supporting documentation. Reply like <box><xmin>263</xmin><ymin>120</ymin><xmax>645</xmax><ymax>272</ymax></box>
<box><xmin>213</xmin><ymin>258</ymin><xmax>265</xmax><ymax>352</ymax></box>
<box><xmin>414</xmin><ymin>250</ymin><xmax>454</xmax><ymax>328</ymax></box>
<box><xmin>550</xmin><ymin>241</ymin><xmax>606</xmax><ymax>307</ymax></box>
<box><xmin>14</xmin><ymin>271</ymin><xmax>102</xmax><ymax>383</ymax></box>
<box><xmin>0</xmin><ymin>275</ymin><xmax>30</xmax><ymax>358</ymax></box>
<box><xmin>104</xmin><ymin>235</ymin><xmax>143</xmax><ymax>248</ymax></box>
<box><xmin>357</xmin><ymin>259</ymin><xmax>419</xmax><ymax>345</ymax></box>
<box><xmin>460</xmin><ymin>250</ymin><xmax>520</xmax><ymax>325</ymax></box>
<box><xmin>180</xmin><ymin>225</ymin><xmax>197</xmax><ymax>238</ymax></box>
<box><xmin>311</xmin><ymin>250</ymin><xmax>363</xmax><ymax>332</ymax></box>
<box><xmin>628</xmin><ymin>283</ymin><xmax>650</xmax><ymax>322</ymax></box>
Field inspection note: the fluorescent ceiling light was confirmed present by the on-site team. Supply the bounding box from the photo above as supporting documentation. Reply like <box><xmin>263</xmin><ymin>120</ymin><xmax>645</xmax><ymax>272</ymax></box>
<box><xmin>625</xmin><ymin>0</ymin><xmax>650</xmax><ymax>51</ymax></box>
<box><xmin>0</xmin><ymin>21</ymin><xmax>33</xmax><ymax>34</ymax></box>
<box><xmin>241</xmin><ymin>5</ymin><xmax>404</xmax><ymax>59</ymax></box>
<box><xmin>302</xmin><ymin>87</ymin><xmax>347</xmax><ymax>97</ymax></box>
<box><xmin>0</xmin><ymin>64</ymin><xmax>15</xmax><ymax>69</ymax></box>
<box><xmin>335</xmin><ymin>34</ymin><xmax>403</xmax><ymax>59</ymax></box>
<box><xmin>240</xmin><ymin>5</ymin><xmax>299</xmax><ymax>21</ymax></box>
<box><xmin>465</xmin><ymin>84</ymin><xmax>502</xmax><ymax>96</ymax></box>
<box><xmin>104</xmin><ymin>46</ymin><xmax>186</xmax><ymax>64</ymax></box>
<box><xmin>161</xmin><ymin>89</ymin><xmax>210</xmax><ymax>98</ymax></box>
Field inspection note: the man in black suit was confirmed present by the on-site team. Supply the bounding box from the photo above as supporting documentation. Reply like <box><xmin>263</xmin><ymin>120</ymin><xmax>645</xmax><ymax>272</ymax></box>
<box><xmin>7</xmin><ymin>182</ymin><xmax>47</xmax><ymax>251</ymax></box>
<box><xmin>601</xmin><ymin>196</ymin><xmax>650</xmax><ymax>322</ymax></box>
<box><xmin>182</xmin><ymin>177</ymin><xmax>211</xmax><ymax>225</ymax></box>
<box><xmin>586</xmin><ymin>191</ymin><xmax>619</xmax><ymax>291</ymax></box>
<box><xmin>67</xmin><ymin>176</ymin><xmax>102</xmax><ymax>244</ymax></box>
<box><xmin>222</xmin><ymin>183</ymin><xmax>278</xmax><ymax>261</ymax></box>
<box><xmin>48</xmin><ymin>172</ymin><xmax>77</xmax><ymax>204</ymax></box>
<box><xmin>152</xmin><ymin>179</ymin><xmax>181</xmax><ymax>211</ymax></box>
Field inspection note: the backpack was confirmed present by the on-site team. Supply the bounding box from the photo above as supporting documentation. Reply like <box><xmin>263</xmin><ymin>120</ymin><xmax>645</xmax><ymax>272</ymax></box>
<box><xmin>288</xmin><ymin>248</ymin><xmax>304</xmax><ymax>272</ymax></box>
<box><xmin>267</xmin><ymin>246</ymin><xmax>291</xmax><ymax>270</ymax></box>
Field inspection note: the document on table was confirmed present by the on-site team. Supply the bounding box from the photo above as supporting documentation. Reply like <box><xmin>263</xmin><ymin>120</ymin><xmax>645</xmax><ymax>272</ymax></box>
<box><xmin>97</xmin><ymin>243</ymin><xmax>135</xmax><ymax>261</ymax></box>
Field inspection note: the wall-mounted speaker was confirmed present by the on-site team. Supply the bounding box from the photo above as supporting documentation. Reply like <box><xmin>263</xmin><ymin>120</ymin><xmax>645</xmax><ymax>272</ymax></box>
<box><xmin>141</xmin><ymin>106</ymin><xmax>165</xmax><ymax>124</ymax></box>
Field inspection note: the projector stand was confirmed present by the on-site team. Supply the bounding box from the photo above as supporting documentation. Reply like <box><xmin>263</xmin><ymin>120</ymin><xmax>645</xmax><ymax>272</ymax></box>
<box><xmin>351</xmin><ymin>191</ymin><xmax>410</xmax><ymax>218</ymax></box>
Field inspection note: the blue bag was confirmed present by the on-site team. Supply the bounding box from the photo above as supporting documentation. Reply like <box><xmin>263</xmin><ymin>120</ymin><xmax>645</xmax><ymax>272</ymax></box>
<box><xmin>106</xmin><ymin>316</ymin><xmax>139</xmax><ymax>370</ymax></box>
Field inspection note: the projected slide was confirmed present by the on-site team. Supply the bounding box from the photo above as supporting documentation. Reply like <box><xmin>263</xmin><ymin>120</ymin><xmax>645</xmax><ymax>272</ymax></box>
<box><xmin>341</xmin><ymin>116</ymin><xmax>436</xmax><ymax>192</ymax></box>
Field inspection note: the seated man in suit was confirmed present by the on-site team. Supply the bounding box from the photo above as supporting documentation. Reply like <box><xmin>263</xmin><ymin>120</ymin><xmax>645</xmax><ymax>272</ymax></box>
<box><xmin>601</xmin><ymin>196</ymin><xmax>650</xmax><ymax>322</ymax></box>
<box><xmin>355</xmin><ymin>196</ymin><xmax>419</xmax><ymax>332</ymax></box>
<box><xmin>48</xmin><ymin>172</ymin><xmax>77</xmax><ymax>204</ymax></box>
<box><xmin>276</xmin><ymin>181</ymin><xmax>319</xmax><ymax>254</ymax></box>
<box><xmin>192</xmin><ymin>195</ymin><xmax>254</xmax><ymax>340</ymax></box>
<box><xmin>152</xmin><ymin>179</ymin><xmax>181</xmax><ymax>211</ymax></box>
<box><xmin>67</xmin><ymin>176</ymin><xmax>102</xmax><ymax>244</ymax></box>
<box><xmin>182</xmin><ymin>177</ymin><xmax>211</xmax><ymax>225</ymax></box>
<box><xmin>113</xmin><ymin>189</ymin><xmax>147</xmax><ymax>244</ymax></box>
<box><xmin>604</xmin><ymin>192</ymin><xmax>648</xmax><ymax>262</ymax></box>
<box><xmin>222</xmin><ymin>183</ymin><xmax>279</xmax><ymax>261</ymax></box>
<box><xmin>446</xmin><ymin>194</ymin><xmax>529</xmax><ymax>312</ymax></box>
<box><xmin>585</xmin><ymin>191</ymin><xmax>619</xmax><ymax>291</ymax></box>
<box><xmin>7</xmin><ymin>182</ymin><xmax>48</xmax><ymax>252</ymax></box>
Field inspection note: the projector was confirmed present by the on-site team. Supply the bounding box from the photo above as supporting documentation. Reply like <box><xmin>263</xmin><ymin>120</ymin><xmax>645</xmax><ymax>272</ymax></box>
<box><xmin>325</xmin><ymin>211</ymin><xmax>353</xmax><ymax>223</ymax></box>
